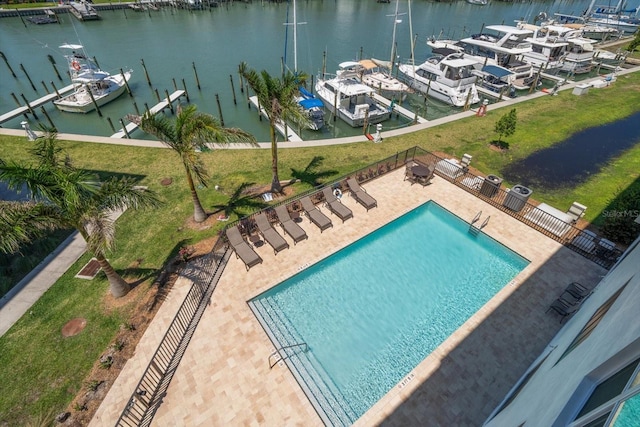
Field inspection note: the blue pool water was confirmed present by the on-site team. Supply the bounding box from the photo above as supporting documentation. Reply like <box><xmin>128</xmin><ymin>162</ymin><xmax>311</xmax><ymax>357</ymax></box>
<box><xmin>249</xmin><ymin>202</ymin><xmax>529</xmax><ymax>425</ymax></box>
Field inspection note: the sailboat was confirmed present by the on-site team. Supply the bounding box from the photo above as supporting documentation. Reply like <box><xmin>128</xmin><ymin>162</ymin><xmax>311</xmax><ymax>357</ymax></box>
<box><xmin>285</xmin><ymin>0</ymin><xmax>326</xmax><ymax>130</ymax></box>
<box><xmin>358</xmin><ymin>0</ymin><xmax>411</xmax><ymax>101</ymax></box>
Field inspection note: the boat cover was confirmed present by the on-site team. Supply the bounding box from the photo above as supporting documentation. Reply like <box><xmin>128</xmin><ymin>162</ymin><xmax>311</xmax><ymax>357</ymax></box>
<box><xmin>299</xmin><ymin>98</ymin><xmax>324</xmax><ymax>109</ymax></box>
<box><xmin>481</xmin><ymin>65</ymin><xmax>514</xmax><ymax>78</ymax></box>
<box><xmin>299</xmin><ymin>86</ymin><xmax>315</xmax><ymax>99</ymax></box>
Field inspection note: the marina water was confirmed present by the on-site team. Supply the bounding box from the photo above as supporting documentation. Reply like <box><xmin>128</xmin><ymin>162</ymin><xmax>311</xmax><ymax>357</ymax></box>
<box><xmin>0</xmin><ymin>0</ymin><xmax>606</xmax><ymax>141</ymax></box>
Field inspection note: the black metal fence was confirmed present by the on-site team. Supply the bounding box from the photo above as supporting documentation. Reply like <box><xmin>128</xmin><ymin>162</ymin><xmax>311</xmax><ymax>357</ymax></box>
<box><xmin>115</xmin><ymin>238</ymin><xmax>230</xmax><ymax>427</ymax></box>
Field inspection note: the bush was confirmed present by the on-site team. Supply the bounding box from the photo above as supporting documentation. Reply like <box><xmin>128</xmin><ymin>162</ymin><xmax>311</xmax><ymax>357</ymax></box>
<box><xmin>601</xmin><ymin>185</ymin><xmax>640</xmax><ymax>245</ymax></box>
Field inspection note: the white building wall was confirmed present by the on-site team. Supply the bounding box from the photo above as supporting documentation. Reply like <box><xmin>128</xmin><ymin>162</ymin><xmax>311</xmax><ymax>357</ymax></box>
<box><xmin>484</xmin><ymin>239</ymin><xmax>640</xmax><ymax>427</ymax></box>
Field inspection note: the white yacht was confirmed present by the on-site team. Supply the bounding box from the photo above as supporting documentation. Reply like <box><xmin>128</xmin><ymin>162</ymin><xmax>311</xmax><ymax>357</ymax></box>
<box><xmin>517</xmin><ymin>23</ymin><xmax>569</xmax><ymax>72</ymax></box>
<box><xmin>397</xmin><ymin>48</ymin><xmax>480</xmax><ymax>107</ymax></box>
<box><xmin>357</xmin><ymin>59</ymin><xmax>411</xmax><ymax>102</ymax></box>
<box><xmin>54</xmin><ymin>44</ymin><xmax>132</xmax><ymax>114</ymax></box>
<box><xmin>315</xmin><ymin>62</ymin><xmax>391</xmax><ymax>128</ymax></box>
<box><xmin>436</xmin><ymin>25</ymin><xmax>535</xmax><ymax>88</ymax></box>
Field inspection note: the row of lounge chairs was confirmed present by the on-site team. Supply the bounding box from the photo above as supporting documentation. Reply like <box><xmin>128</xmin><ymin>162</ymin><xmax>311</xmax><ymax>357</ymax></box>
<box><xmin>226</xmin><ymin>179</ymin><xmax>378</xmax><ymax>270</ymax></box>
<box><xmin>546</xmin><ymin>282</ymin><xmax>592</xmax><ymax>323</ymax></box>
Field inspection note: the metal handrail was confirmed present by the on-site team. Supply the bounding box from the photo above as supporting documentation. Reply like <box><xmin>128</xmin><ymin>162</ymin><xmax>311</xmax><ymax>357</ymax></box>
<box><xmin>268</xmin><ymin>342</ymin><xmax>309</xmax><ymax>369</ymax></box>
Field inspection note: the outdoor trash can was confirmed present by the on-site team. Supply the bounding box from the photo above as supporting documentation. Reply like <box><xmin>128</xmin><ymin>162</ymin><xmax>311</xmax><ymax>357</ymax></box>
<box><xmin>480</xmin><ymin>175</ymin><xmax>503</xmax><ymax>198</ymax></box>
<box><xmin>503</xmin><ymin>185</ymin><xmax>532</xmax><ymax>212</ymax></box>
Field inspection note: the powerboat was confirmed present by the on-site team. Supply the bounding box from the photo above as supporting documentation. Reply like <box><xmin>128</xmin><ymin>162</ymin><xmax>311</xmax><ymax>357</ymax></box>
<box><xmin>357</xmin><ymin>59</ymin><xmax>411</xmax><ymax>101</ymax></box>
<box><xmin>397</xmin><ymin>48</ymin><xmax>480</xmax><ymax>107</ymax></box>
<box><xmin>54</xmin><ymin>44</ymin><xmax>132</xmax><ymax>114</ymax></box>
<box><xmin>472</xmin><ymin>64</ymin><xmax>515</xmax><ymax>96</ymax></box>
<box><xmin>297</xmin><ymin>86</ymin><xmax>325</xmax><ymax>131</ymax></box>
<box><xmin>517</xmin><ymin>23</ymin><xmax>569</xmax><ymax>72</ymax></box>
<box><xmin>315</xmin><ymin>62</ymin><xmax>391</xmax><ymax>128</ymax></box>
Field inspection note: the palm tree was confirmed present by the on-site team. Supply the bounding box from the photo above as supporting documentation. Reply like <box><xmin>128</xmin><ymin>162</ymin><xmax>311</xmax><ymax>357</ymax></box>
<box><xmin>129</xmin><ymin>104</ymin><xmax>256</xmax><ymax>223</ymax></box>
<box><xmin>0</xmin><ymin>201</ymin><xmax>61</xmax><ymax>255</ymax></box>
<box><xmin>0</xmin><ymin>129</ymin><xmax>160</xmax><ymax>298</ymax></box>
<box><xmin>239</xmin><ymin>63</ymin><xmax>311</xmax><ymax>193</ymax></box>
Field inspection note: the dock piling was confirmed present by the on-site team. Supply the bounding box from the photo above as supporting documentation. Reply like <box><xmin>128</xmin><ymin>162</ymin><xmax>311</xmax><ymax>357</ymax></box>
<box><xmin>120</xmin><ymin>68</ymin><xmax>133</xmax><ymax>96</ymax></box>
<box><xmin>120</xmin><ymin>118</ymin><xmax>131</xmax><ymax>138</ymax></box>
<box><xmin>15</xmin><ymin>8</ymin><xmax>27</xmax><ymax>28</ymax></box>
<box><xmin>50</xmin><ymin>81</ymin><xmax>61</xmax><ymax>98</ymax></box>
<box><xmin>0</xmin><ymin>52</ymin><xmax>17</xmax><ymax>78</ymax></box>
<box><xmin>229</xmin><ymin>75</ymin><xmax>237</xmax><ymax>105</ymax></box>
<box><xmin>93</xmin><ymin>56</ymin><xmax>100</xmax><ymax>70</ymax></box>
<box><xmin>85</xmin><ymin>84</ymin><xmax>102</xmax><ymax>117</ymax></box>
<box><xmin>165</xmin><ymin>89</ymin><xmax>174</xmax><ymax>114</ymax></box>
<box><xmin>133</xmin><ymin>101</ymin><xmax>140</xmax><ymax>116</ymax></box>
<box><xmin>141</xmin><ymin>58</ymin><xmax>152</xmax><ymax>86</ymax></box>
<box><xmin>41</xmin><ymin>81</ymin><xmax>50</xmax><ymax>94</ymax></box>
<box><xmin>172</xmin><ymin>78</ymin><xmax>178</xmax><ymax>91</ymax></box>
<box><xmin>107</xmin><ymin>117</ymin><xmax>116</xmax><ymax>133</ymax></box>
<box><xmin>192</xmin><ymin>62</ymin><xmax>201</xmax><ymax>90</ymax></box>
<box><xmin>20</xmin><ymin>64</ymin><xmax>37</xmax><ymax>92</ymax></box>
<box><xmin>19</xmin><ymin>94</ymin><xmax>38</xmax><ymax>120</ymax></box>
<box><xmin>181</xmin><ymin>78</ymin><xmax>190</xmax><ymax>102</ymax></box>
<box><xmin>154</xmin><ymin>88</ymin><xmax>161</xmax><ymax>103</ymax></box>
<box><xmin>47</xmin><ymin>54</ymin><xmax>62</xmax><ymax>81</ymax></box>
<box><xmin>40</xmin><ymin>106</ymin><xmax>55</xmax><ymax>129</ymax></box>
<box><xmin>215</xmin><ymin>93</ymin><xmax>224</xmax><ymax>126</ymax></box>
<box><xmin>11</xmin><ymin>92</ymin><xmax>22</xmax><ymax>107</ymax></box>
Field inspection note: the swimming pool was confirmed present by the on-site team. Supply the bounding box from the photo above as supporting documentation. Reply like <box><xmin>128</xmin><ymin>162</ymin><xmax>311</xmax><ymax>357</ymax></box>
<box><xmin>249</xmin><ymin>201</ymin><xmax>529</xmax><ymax>426</ymax></box>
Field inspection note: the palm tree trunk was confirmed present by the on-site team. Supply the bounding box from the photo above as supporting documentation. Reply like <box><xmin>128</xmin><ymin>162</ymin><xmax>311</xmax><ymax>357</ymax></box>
<box><xmin>185</xmin><ymin>169</ymin><xmax>207</xmax><ymax>223</ymax></box>
<box><xmin>96</xmin><ymin>255</ymin><xmax>130</xmax><ymax>298</ymax></box>
<box><xmin>270</xmin><ymin>123</ymin><xmax>282</xmax><ymax>193</ymax></box>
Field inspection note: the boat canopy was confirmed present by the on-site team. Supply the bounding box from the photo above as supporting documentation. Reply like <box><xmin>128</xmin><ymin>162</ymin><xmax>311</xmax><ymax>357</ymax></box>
<box><xmin>299</xmin><ymin>86</ymin><xmax>315</xmax><ymax>99</ymax></box>
<box><xmin>358</xmin><ymin>59</ymin><xmax>378</xmax><ymax>70</ymax></box>
<box><xmin>338</xmin><ymin>61</ymin><xmax>362</xmax><ymax>70</ymax></box>
<box><xmin>299</xmin><ymin>98</ymin><xmax>324</xmax><ymax>109</ymax></box>
<box><xmin>59</xmin><ymin>44</ymin><xmax>84</xmax><ymax>50</ymax></box>
<box><xmin>481</xmin><ymin>65</ymin><xmax>514</xmax><ymax>78</ymax></box>
<box><xmin>432</xmin><ymin>47</ymin><xmax>459</xmax><ymax>57</ymax></box>
<box><xmin>74</xmin><ymin>71</ymin><xmax>110</xmax><ymax>83</ymax></box>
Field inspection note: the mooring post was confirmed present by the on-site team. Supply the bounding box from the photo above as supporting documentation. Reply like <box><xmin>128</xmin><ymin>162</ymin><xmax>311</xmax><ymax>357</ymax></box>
<box><xmin>215</xmin><ymin>93</ymin><xmax>224</xmax><ymax>126</ymax></box>
<box><xmin>144</xmin><ymin>102</ymin><xmax>150</xmax><ymax>115</ymax></box>
<box><xmin>47</xmin><ymin>54</ymin><xmax>62</xmax><ymax>81</ymax></box>
<box><xmin>120</xmin><ymin>118</ymin><xmax>131</xmax><ymax>138</ymax></box>
<box><xmin>182</xmin><ymin>78</ymin><xmax>190</xmax><ymax>102</ymax></box>
<box><xmin>92</xmin><ymin>56</ymin><xmax>100</xmax><ymax>69</ymax></box>
<box><xmin>172</xmin><ymin>78</ymin><xmax>178</xmax><ymax>91</ymax></box>
<box><xmin>229</xmin><ymin>74</ymin><xmax>237</xmax><ymax>105</ymax></box>
<box><xmin>11</xmin><ymin>92</ymin><xmax>21</xmax><ymax>107</ymax></box>
<box><xmin>141</xmin><ymin>58</ymin><xmax>152</xmax><ymax>86</ymax></box>
<box><xmin>106</xmin><ymin>117</ymin><xmax>116</xmax><ymax>133</ymax></box>
<box><xmin>20</xmin><ymin>64</ymin><xmax>37</xmax><ymax>92</ymax></box>
<box><xmin>165</xmin><ymin>89</ymin><xmax>174</xmax><ymax>114</ymax></box>
<box><xmin>86</xmin><ymin>84</ymin><xmax>102</xmax><ymax>117</ymax></box>
<box><xmin>15</xmin><ymin>8</ymin><xmax>27</xmax><ymax>28</ymax></box>
<box><xmin>120</xmin><ymin>68</ymin><xmax>132</xmax><ymax>96</ymax></box>
<box><xmin>133</xmin><ymin>101</ymin><xmax>140</xmax><ymax>116</ymax></box>
<box><xmin>50</xmin><ymin>81</ymin><xmax>61</xmax><ymax>98</ymax></box>
<box><xmin>41</xmin><ymin>81</ymin><xmax>50</xmax><ymax>94</ymax></box>
<box><xmin>154</xmin><ymin>88</ymin><xmax>161</xmax><ymax>103</ymax></box>
<box><xmin>0</xmin><ymin>52</ymin><xmax>17</xmax><ymax>78</ymax></box>
<box><xmin>192</xmin><ymin>62</ymin><xmax>201</xmax><ymax>90</ymax></box>
<box><xmin>40</xmin><ymin>106</ymin><xmax>55</xmax><ymax>129</ymax></box>
<box><xmin>19</xmin><ymin>94</ymin><xmax>38</xmax><ymax>119</ymax></box>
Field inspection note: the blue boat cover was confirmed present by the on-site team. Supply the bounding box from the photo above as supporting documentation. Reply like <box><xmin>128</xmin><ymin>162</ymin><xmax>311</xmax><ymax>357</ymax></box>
<box><xmin>481</xmin><ymin>65</ymin><xmax>514</xmax><ymax>78</ymax></box>
<box><xmin>299</xmin><ymin>86</ymin><xmax>315</xmax><ymax>99</ymax></box>
<box><xmin>299</xmin><ymin>98</ymin><xmax>324</xmax><ymax>109</ymax></box>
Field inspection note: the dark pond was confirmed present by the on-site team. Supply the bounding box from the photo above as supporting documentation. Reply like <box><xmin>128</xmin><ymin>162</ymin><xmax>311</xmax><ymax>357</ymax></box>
<box><xmin>502</xmin><ymin>111</ymin><xmax>640</xmax><ymax>190</ymax></box>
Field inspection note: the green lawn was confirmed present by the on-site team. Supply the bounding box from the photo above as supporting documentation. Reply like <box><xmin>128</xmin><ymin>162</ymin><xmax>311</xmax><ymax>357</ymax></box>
<box><xmin>0</xmin><ymin>70</ymin><xmax>639</xmax><ymax>425</ymax></box>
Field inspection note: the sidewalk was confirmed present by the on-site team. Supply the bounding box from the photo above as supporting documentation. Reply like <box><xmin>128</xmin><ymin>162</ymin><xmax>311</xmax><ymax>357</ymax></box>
<box><xmin>0</xmin><ymin>231</ymin><xmax>86</xmax><ymax>337</ymax></box>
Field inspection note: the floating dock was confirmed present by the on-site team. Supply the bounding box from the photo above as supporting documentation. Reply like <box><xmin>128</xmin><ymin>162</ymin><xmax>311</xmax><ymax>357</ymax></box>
<box><xmin>110</xmin><ymin>90</ymin><xmax>185</xmax><ymax>138</ymax></box>
<box><xmin>371</xmin><ymin>93</ymin><xmax>428</xmax><ymax>124</ymax></box>
<box><xmin>248</xmin><ymin>96</ymin><xmax>303</xmax><ymax>142</ymax></box>
<box><xmin>0</xmin><ymin>84</ymin><xmax>76</xmax><ymax>124</ymax></box>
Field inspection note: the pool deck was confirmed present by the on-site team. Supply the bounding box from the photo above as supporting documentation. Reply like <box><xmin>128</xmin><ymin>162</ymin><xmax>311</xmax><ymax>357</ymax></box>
<box><xmin>90</xmin><ymin>168</ymin><xmax>607</xmax><ymax>426</ymax></box>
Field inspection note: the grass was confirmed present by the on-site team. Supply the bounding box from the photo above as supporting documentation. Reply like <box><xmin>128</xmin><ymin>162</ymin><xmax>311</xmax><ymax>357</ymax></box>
<box><xmin>0</xmin><ymin>70</ymin><xmax>639</xmax><ymax>425</ymax></box>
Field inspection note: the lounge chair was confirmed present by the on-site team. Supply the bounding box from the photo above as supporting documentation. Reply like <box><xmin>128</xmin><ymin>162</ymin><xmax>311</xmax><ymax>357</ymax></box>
<box><xmin>322</xmin><ymin>187</ymin><xmax>353</xmax><ymax>222</ymax></box>
<box><xmin>565</xmin><ymin>282</ymin><xmax>591</xmax><ymax>300</ymax></box>
<box><xmin>255</xmin><ymin>212</ymin><xmax>290</xmax><ymax>255</ymax></box>
<box><xmin>274</xmin><ymin>205</ymin><xmax>308</xmax><ymax>244</ymax></box>
<box><xmin>300</xmin><ymin>196</ymin><xmax>333</xmax><ymax>232</ymax></box>
<box><xmin>546</xmin><ymin>299</ymin><xmax>579</xmax><ymax>323</ymax></box>
<box><xmin>225</xmin><ymin>225</ymin><xmax>263</xmax><ymax>271</ymax></box>
<box><xmin>404</xmin><ymin>162</ymin><xmax>417</xmax><ymax>184</ymax></box>
<box><xmin>346</xmin><ymin>178</ymin><xmax>377</xmax><ymax>211</ymax></box>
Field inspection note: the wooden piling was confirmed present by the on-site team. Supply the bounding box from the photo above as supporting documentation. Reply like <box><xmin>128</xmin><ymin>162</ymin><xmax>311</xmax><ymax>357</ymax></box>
<box><xmin>11</xmin><ymin>92</ymin><xmax>21</xmax><ymax>107</ymax></box>
<box><xmin>20</xmin><ymin>64</ymin><xmax>37</xmax><ymax>92</ymax></box>
<box><xmin>107</xmin><ymin>117</ymin><xmax>116</xmax><ymax>133</ymax></box>
<box><xmin>50</xmin><ymin>81</ymin><xmax>61</xmax><ymax>98</ymax></box>
<box><xmin>120</xmin><ymin>68</ymin><xmax>132</xmax><ymax>96</ymax></box>
<box><xmin>0</xmin><ymin>52</ymin><xmax>17</xmax><ymax>78</ymax></box>
<box><xmin>15</xmin><ymin>8</ymin><xmax>27</xmax><ymax>28</ymax></box>
<box><xmin>19</xmin><ymin>94</ymin><xmax>38</xmax><ymax>119</ymax></box>
<box><xmin>215</xmin><ymin>93</ymin><xmax>224</xmax><ymax>126</ymax></box>
<box><xmin>120</xmin><ymin>118</ymin><xmax>131</xmax><ymax>138</ymax></box>
<box><xmin>40</xmin><ymin>106</ymin><xmax>55</xmax><ymax>129</ymax></box>
<box><xmin>165</xmin><ymin>89</ymin><xmax>174</xmax><ymax>114</ymax></box>
<box><xmin>229</xmin><ymin>74</ymin><xmax>237</xmax><ymax>105</ymax></box>
<box><xmin>141</xmin><ymin>58</ymin><xmax>152</xmax><ymax>86</ymax></box>
<box><xmin>41</xmin><ymin>81</ymin><xmax>50</xmax><ymax>94</ymax></box>
<box><xmin>133</xmin><ymin>101</ymin><xmax>140</xmax><ymax>116</ymax></box>
<box><xmin>172</xmin><ymin>78</ymin><xmax>178</xmax><ymax>91</ymax></box>
<box><xmin>182</xmin><ymin>78</ymin><xmax>190</xmax><ymax>102</ymax></box>
<box><xmin>192</xmin><ymin>62</ymin><xmax>201</xmax><ymax>90</ymax></box>
<box><xmin>86</xmin><ymin>84</ymin><xmax>102</xmax><ymax>117</ymax></box>
<box><xmin>144</xmin><ymin>103</ymin><xmax>150</xmax><ymax>115</ymax></box>
<box><xmin>48</xmin><ymin>54</ymin><xmax>62</xmax><ymax>81</ymax></box>
<box><xmin>93</xmin><ymin>56</ymin><xmax>100</xmax><ymax>69</ymax></box>
<box><xmin>154</xmin><ymin>88</ymin><xmax>161</xmax><ymax>103</ymax></box>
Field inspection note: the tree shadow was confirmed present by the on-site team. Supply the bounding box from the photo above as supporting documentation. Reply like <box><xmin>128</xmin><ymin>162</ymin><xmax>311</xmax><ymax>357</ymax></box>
<box><xmin>211</xmin><ymin>182</ymin><xmax>269</xmax><ymax>218</ymax></box>
<box><xmin>490</xmin><ymin>140</ymin><xmax>510</xmax><ymax>150</ymax></box>
<box><xmin>290</xmin><ymin>156</ymin><xmax>339</xmax><ymax>188</ymax></box>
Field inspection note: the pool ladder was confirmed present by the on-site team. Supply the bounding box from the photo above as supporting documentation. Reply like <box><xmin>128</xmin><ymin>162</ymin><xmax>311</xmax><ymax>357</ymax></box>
<box><xmin>469</xmin><ymin>211</ymin><xmax>490</xmax><ymax>236</ymax></box>
<box><xmin>269</xmin><ymin>342</ymin><xmax>309</xmax><ymax>369</ymax></box>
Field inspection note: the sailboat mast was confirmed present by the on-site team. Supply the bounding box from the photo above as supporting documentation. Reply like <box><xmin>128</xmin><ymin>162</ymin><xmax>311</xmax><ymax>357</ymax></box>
<box><xmin>390</xmin><ymin>0</ymin><xmax>400</xmax><ymax>70</ymax></box>
<box><xmin>293</xmin><ymin>0</ymin><xmax>298</xmax><ymax>72</ymax></box>
<box><xmin>408</xmin><ymin>0</ymin><xmax>414</xmax><ymax>68</ymax></box>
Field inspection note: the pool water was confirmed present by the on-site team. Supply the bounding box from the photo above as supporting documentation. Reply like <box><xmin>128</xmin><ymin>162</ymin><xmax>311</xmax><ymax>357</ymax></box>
<box><xmin>249</xmin><ymin>202</ymin><xmax>529</xmax><ymax>425</ymax></box>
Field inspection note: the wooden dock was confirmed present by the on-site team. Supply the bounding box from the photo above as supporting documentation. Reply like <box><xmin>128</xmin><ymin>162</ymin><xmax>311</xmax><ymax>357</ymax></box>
<box><xmin>0</xmin><ymin>84</ymin><xmax>75</xmax><ymax>124</ymax></box>
<box><xmin>110</xmin><ymin>90</ymin><xmax>185</xmax><ymax>138</ymax></box>
<box><xmin>371</xmin><ymin>93</ymin><xmax>428</xmax><ymax>124</ymax></box>
<box><xmin>68</xmin><ymin>1</ymin><xmax>100</xmax><ymax>20</ymax></box>
<box><xmin>248</xmin><ymin>96</ymin><xmax>303</xmax><ymax>142</ymax></box>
